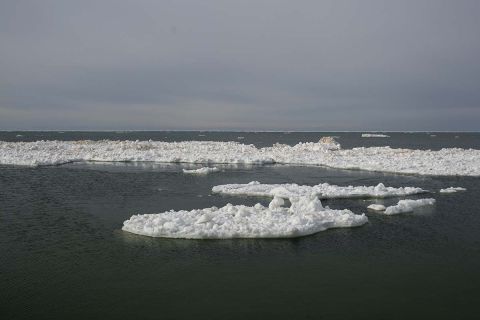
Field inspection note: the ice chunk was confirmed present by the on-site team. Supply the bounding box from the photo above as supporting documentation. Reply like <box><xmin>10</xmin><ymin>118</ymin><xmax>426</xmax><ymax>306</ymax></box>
<box><xmin>439</xmin><ymin>187</ymin><xmax>467</xmax><ymax>193</ymax></box>
<box><xmin>182</xmin><ymin>167</ymin><xmax>219</xmax><ymax>175</ymax></box>
<box><xmin>361</xmin><ymin>133</ymin><xmax>390</xmax><ymax>138</ymax></box>
<box><xmin>383</xmin><ymin>198</ymin><xmax>436</xmax><ymax>215</ymax></box>
<box><xmin>212</xmin><ymin>182</ymin><xmax>427</xmax><ymax>199</ymax></box>
<box><xmin>122</xmin><ymin>196</ymin><xmax>368</xmax><ymax>239</ymax></box>
<box><xmin>367</xmin><ymin>204</ymin><xmax>386</xmax><ymax>211</ymax></box>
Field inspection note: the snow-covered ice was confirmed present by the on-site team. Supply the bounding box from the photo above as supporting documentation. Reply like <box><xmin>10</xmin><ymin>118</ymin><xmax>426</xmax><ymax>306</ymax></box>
<box><xmin>212</xmin><ymin>181</ymin><xmax>427</xmax><ymax>199</ymax></box>
<box><xmin>1</xmin><ymin>138</ymin><xmax>479</xmax><ymax>176</ymax></box>
<box><xmin>121</xmin><ymin>195</ymin><xmax>368</xmax><ymax>239</ymax></box>
<box><xmin>362</xmin><ymin>133</ymin><xmax>390</xmax><ymax>138</ymax></box>
<box><xmin>183</xmin><ymin>167</ymin><xmax>219</xmax><ymax>175</ymax></box>
<box><xmin>439</xmin><ymin>187</ymin><xmax>467</xmax><ymax>193</ymax></box>
<box><xmin>367</xmin><ymin>204</ymin><xmax>386</xmax><ymax>211</ymax></box>
<box><xmin>383</xmin><ymin>198</ymin><xmax>436</xmax><ymax>215</ymax></box>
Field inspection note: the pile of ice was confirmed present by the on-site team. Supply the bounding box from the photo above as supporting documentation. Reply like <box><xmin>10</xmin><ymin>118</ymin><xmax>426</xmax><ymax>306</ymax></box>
<box><xmin>121</xmin><ymin>195</ymin><xmax>368</xmax><ymax>239</ymax></box>
<box><xmin>183</xmin><ymin>167</ymin><xmax>219</xmax><ymax>175</ymax></box>
<box><xmin>361</xmin><ymin>133</ymin><xmax>390</xmax><ymax>138</ymax></box>
<box><xmin>1</xmin><ymin>138</ymin><xmax>480</xmax><ymax>176</ymax></box>
<box><xmin>439</xmin><ymin>187</ymin><xmax>466</xmax><ymax>193</ymax></box>
<box><xmin>383</xmin><ymin>198</ymin><xmax>436</xmax><ymax>215</ymax></box>
<box><xmin>212</xmin><ymin>181</ymin><xmax>427</xmax><ymax>200</ymax></box>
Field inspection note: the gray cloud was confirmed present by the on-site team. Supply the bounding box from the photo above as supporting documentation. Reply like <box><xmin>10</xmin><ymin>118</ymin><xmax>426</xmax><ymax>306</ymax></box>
<box><xmin>1</xmin><ymin>0</ymin><xmax>479</xmax><ymax>130</ymax></box>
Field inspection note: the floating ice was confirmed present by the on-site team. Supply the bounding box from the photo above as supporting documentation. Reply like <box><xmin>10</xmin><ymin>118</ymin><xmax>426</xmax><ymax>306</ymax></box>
<box><xmin>439</xmin><ymin>187</ymin><xmax>467</xmax><ymax>193</ymax></box>
<box><xmin>212</xmin><ymin>182</ymin><xmax>427</xmax><ymax>199</ymax></box>
<box><xmin>383</xmin><ymin>198</ymin><xmax>436</xmax><ymax>215</ymax></box>
<box><xmin>1</xmin><ymin>138</ymin><xmax>479</xmax><ymax>176</ymax></box>
<box><xmin>367</xmin><ymin>204</ymin><xmax>386</xmax><ymax>211</ymax></box>
<box><xmin>121</xmin><ymin>195</ymin><xmax>368</xmax><ymax>239</ymax></box>
<box><xmin>183</xmin><ymin>167</ymin><xmax>219</xmax><ymax>175</ymax></box>
<box><xmin>361</xmin><ymin>133</ymin><xmax>390</xmax><ymax>138</ymax></box>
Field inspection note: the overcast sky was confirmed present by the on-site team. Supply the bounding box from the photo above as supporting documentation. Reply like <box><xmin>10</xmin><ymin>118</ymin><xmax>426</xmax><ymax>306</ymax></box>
<box><xmin>1</xmin><ymin>0</ymin><xmax>479</xmax><ymax>131</ymax></box>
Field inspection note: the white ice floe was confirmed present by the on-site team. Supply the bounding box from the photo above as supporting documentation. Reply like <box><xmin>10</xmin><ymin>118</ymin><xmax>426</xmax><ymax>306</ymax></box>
<box><xmin>121</xmin><ymin>195</ymin><xmax>368</xmax><ymax>239</ymax></box>
<box><xmin>361</xmin><ymin>133</ymin><xmax>390</xmax><ymax>138</ymax></box>
<box><xmin>212</xmin><ymin>181</ymin><xmax>427</xmax><ymax>200</ymax></box>
<box><xmin>182</xmin><ymin>167</ymin><xmax>219</xmax><ymax>175</ymax></box>
<box><xmin>1</xmin><ymin>138</ymin><xmax>479</xmax><ymax>176</ymax></box>
<box><xmin>367</xmin><ymin>204</ymin><xmax>386</xmax><ymax>211</ymax></box>
<box><xmin>439</xmin><ymin>187</ymin><xmax>467</xmax><ymax>193</ymax></box>
<box><xmin>383</xmin><ymin>198</ymin><xmax>436</xmax><ymax>215</ymax></box>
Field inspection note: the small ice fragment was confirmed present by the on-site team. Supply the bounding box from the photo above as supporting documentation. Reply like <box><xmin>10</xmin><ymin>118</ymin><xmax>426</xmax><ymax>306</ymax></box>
<box><xmin>383</xmin><ymin>198</ymin><xmax>436</xmax><ymax>215</ymax></box>
<box><xmin>361</xmin><ymin>133</ymin><xmax>390</xmax><ymax>138</ymax></box>
<box><xmin>183</xmin><ymin>167</ymin><xmax>219</xmax><ymax>175</ymax></box>
<box><xmin>237</xmin><ymin>136</ymin><xmax>245</xmax><ymax>140</ymax></box>
<box><xmin>439</xmin><ymin>187</ymin><xmax>466</xmax><ymax>193</ymax></box>
<box><xmin>367</xmin><ymin>204</ymin><xmax>386</xmax><ymax>211</ymax></box>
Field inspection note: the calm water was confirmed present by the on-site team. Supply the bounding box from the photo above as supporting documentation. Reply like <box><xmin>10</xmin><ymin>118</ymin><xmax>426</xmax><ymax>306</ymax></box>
<box><xmin>1</xmin><ymin>132</ymin><xmax>480</xmax><ymax>319</ymax></box>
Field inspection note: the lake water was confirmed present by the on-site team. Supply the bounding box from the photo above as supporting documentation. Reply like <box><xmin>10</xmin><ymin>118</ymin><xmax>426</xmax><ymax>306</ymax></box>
<box><xmin>1</xmin><ymin>132</ymin><xmax>480</xmax><ymax>319</ymax></box>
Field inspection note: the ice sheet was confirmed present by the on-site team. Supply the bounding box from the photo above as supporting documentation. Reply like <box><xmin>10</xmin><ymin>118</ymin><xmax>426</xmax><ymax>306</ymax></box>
<box><xmin>212</xmin><ymin>181</ymin><xmax>427</xmax><ymax>199</ymax></box>
<box><xmin>1</xmin><ymin>139</ymin><xmax>479</xmax><ymax>176</ymax></box>
<box><xmin>122</xmin><ymin>196</ymin><xmax>368</xmax><ymax>239</ymax></box>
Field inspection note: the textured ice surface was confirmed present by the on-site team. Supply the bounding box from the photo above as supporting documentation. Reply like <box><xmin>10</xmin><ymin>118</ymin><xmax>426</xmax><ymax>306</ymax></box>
<box><xmin>1</xmin><ymin>139</ymin><xmax>479</xmax><ymax>176</ymax></box>
<box><xmin>122</xmin><ymin>196</ymin><xmax>368</xmax><ymax>239</ymax></box>
<box><xmin>183</xmin><ymin>167</ymin><xmax>219</xmax><ymax>175</ymax></box>
<box><xmin>384</xmin><ymin>198</ymin><xmax>436</xmax><ymax>215</ymax></box>
<box><xmin>212</xmin><ymin>182</ymin><xmax>427</xmax><ymax>199</ymax></box>
<box><xmin>361</xmin><ymin>133</ymin><xmax>390</xmax><ymax>138</ymax></box>
<box><xmin>367</xmin><ymin>204</ymin><xmax>386</xmax><ymax>211</ymax></box>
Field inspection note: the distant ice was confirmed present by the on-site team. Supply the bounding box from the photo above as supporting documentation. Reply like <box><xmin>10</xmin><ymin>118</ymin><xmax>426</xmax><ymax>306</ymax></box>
<box><xmin>367</xmin><ymin>204</ymin><xmax>386</xmax><ymax>211</ymax></box>
<box><xmin>383</xmin><ymin>198</ymin><xmax>436</xmax><ymax>215</ymax></box>
<box><xmin>183</xmin><ymin>167</ymin><xmax>219</xmax><ymax>175</ymax></box>
<box><xmin>1</xmin><ymin>138</ymin><xmax>479</xmax><ymax>176</ymax></box>
<box><xmin>122</xmin><ymin>195</ymin><xmax>368</xmax><ymax>239</ymax></box>
<box><xmin>212</xmin><ymin>181</ymin><xmax>427</xmax><ymax>200</ymax></box>
<box><xmin>439</xmin><ymin>187</ymin><xmax>466</xmax><ymax>193</ymax></box>
<box><xmin>361</xmin><ymin>133</ymin><xmax>390</xmax><ymax>138</ymax></box>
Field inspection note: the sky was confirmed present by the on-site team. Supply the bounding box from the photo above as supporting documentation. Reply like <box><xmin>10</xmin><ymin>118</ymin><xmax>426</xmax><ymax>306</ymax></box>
<box><xmin>1</xmin><ymin>0</ymin><xmax>479</xmax><ymax>131</ymax></box>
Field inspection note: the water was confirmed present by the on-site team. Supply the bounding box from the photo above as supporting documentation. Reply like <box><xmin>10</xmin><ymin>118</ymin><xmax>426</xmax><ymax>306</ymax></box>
<box><xmin>1</xmin><ymin>132</ymin><xmax>480</xmax><ymax>319</ymax></box>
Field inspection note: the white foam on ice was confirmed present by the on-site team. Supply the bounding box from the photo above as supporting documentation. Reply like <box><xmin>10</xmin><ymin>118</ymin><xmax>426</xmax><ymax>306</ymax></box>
<box><xmin>122</xmin><ymin>195</ymin><xmax>368</xmax><ymax>239</ymax></box>
<box><xmin>1</xmin><ymin>138</ymin><xmax>479</xmax><ymax>176</ymax></box>
<box><xmin>362</xmin><ymin>133</ymin><xmax>390</xmax><ymax>138</ymax></box>
<box><xmin>383</xmin><ymin>198</ymin><xmax>436</xmax><ymax>215</ymax></box>
<box><xmin>367</xmin><ymin>204</ymin><xmax>386</xmax><ymax>211</ymax></box>
<box><xmin>212</xmin><ymin>181</ymin><xmax>427</xmax><ymax>199</ymax></box>
<box><xmin>439</xmin><ymin>187</ymin><xmax>467</xmax><ymax>193</ymax></box>
<box><xmin>182</xmin><ymin>167</ymin><xmax>219</xmax><ymax>175</ymax></box>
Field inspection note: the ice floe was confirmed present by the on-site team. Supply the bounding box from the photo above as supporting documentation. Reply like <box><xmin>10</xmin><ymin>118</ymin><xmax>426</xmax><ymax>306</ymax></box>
<box><xmin>212</xmin><ymin>181</ymin><xmax>427</xmax><ymax>199</ymax></box>
<box><xmin>182</xmin><ymin>167</ymin><xmax>219</xmax><ymax>175</ymax></box>
<box><xmin>383</xmin><ymin>198</ymin><xmax>436</xmax><ymax>215</ymax></box>
<box><xmin>439</xmin><ymin>187</ymin><xmax>467</xmax><ymax>193</ymax></box>
<box><xmin>1</xmin><ymin>138</ymin><xmax>479</xmax><ymax>176</ymax></box>
<box><xmin>121</xmin><ymin>195</ymin><xmax>368</xmax><ymax>239</ymax></box>
<box><xmin>361</xmin><ymin>133</ymin><xmax>390</xmax><ymax>138</ymax></box>
<box><xmin>367</xmin><ymin>204</ymin><xmax>386</xmax><ymax>211</ymax></box>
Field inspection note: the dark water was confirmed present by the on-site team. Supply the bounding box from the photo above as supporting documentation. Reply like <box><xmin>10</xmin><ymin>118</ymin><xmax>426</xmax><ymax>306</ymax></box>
<box><xmin>1</xmin><ymin>132</ymin><xmax>480</xmax><ymax>319</ymax></box>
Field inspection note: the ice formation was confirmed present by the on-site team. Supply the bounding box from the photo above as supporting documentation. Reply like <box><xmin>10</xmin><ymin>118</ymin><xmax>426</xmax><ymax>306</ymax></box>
<box><xmin>182</xmin><ymin>167</ymin><xmax>219</xmax><ymax>175</ymax></box>
<box><xmin>212</xmin><ymin>181</ymin><xmax>427</xmax><ymax>200</ymax></box>
<box><xmin>361</xmin><ymin>133</ymin><xmax>390</xmax><ymax>138</ymax></box>
<box><xmin>1</xmin><ymin>138</ymin><xmax>479</xmax><ymax>176</ymax></box>
<box><xmin>367</xmin><ymin>204</ymin><xmax>386</xmax><ymax>211</ymax></box>
<box><xmin>383</xmin><ymin>198</ymin><xmax>436</xmax><ymax>215</ymax></box>
<box><xmin>121</xmin><ymin>196</ymin><xmax>368</xmax><ymax>239</ymax></box>
<box><xmin>439</xmin><ymin>187</ymin><xmax>467</xmax><ymax>193</ymax></box>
